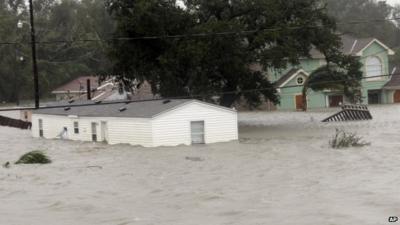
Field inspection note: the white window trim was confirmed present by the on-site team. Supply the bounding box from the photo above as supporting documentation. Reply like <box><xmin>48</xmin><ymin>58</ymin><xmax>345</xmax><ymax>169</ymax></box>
<box><xmin>296</xmin><ymin>75</ymin><xmax>306</xmax><ymax>85</ymax></box>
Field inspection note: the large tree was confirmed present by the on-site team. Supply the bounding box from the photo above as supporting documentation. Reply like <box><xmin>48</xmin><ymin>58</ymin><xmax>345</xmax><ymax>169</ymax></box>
<box><xmin>0</xmin><ymin>0</ymin><xmax>31</xmax><ymax>104</ymax></box>
<box><xmin>302</xmin><ymin>55</ymin><xmax>363</xmax><ymax>111</ymax></box>
<box><xmin>0</xmin><ymin>0</ymin><xmax>115</xmax><ymax>104</ymax></box>
<box><xmin>107</xmin><ymin>0</ymin><xmax>361</xmax><ymax>107</ymax></box>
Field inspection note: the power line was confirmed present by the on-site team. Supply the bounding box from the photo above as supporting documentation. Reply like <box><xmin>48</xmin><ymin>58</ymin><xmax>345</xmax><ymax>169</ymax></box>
<box><xmin>1</xmin><ymin>17</ymin><xmax>400</xmax><ymax>45</ymax></box>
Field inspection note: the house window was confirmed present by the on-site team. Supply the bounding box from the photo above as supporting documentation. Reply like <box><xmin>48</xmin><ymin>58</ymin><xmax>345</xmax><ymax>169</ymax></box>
<box><xmin>190</xmin><ymin>121</ymin><xmax>205</xmax><ymax>144</ymax></box>
<box><xmin>296</xmin><ymin>76</ymin><xmax>305</xmax><ymax>85</ymax></box>
<box><xmin>74</xmin><ymin>121</ymin><xmax>79</xmax><ymax>134</ymax></box>
<box><xmin>366</xmin><ymin>56</ymin><xmax>382</xmax><ymax>78</ymax></box>
<box><xmin>91</xmin><ymin>122</ymin><xmax>98</xmax><ymax>142</ymax></box>
<box><xmin>38</xmin><ymin>119</ymin><xmax>43</xmax><ymax>137</ymax></box>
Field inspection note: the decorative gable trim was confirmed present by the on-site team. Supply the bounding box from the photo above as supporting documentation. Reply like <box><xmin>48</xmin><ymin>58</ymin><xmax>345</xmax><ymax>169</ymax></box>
<box><xmin>355</xmin><ymin>39</ymin><xmax>395</xmax><ymax>56</ymax></box>
<box><xmin>278</xmin><ymin>69</ymin><xmax>309</xmax><ymax>88</ymax></box>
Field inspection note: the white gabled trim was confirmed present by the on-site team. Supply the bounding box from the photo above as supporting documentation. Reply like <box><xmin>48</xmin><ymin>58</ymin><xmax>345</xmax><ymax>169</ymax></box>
<box><xmin>96</xmin><ymin>82</ymin><xmax>114</xmax><ymax>90</ymax></box>
<box><xmin>91</xmin><ymin>92</ymin><xmax>106</xmax><ymax>101</ymax></box>
<box><xmin>52</xmin><ymin>91</ymin><xmax>83</xmax><ymax>94</ymax></box>
<box><xmin>279</xmin><ymin>69</ymin><xmax>309</xmax><ymax>88</ymax></box>
<box><xmin>349</xmin><ymin>40</ymin><xmax>358</xmax><ymax>54</ymax></box>
<box><xmin>152</xmin><ymin>100</ymin><xmax>237</xmax><ymax>119</ymax></box>
<box><xmin>356</xmin><ymin>39</ymin><xmax>395</xmax><ymax>56</ymax></box>
<box><xmin>391</xmin><ymin>67</ymin><xmax>397</xmax><ymax>76</ymax></box>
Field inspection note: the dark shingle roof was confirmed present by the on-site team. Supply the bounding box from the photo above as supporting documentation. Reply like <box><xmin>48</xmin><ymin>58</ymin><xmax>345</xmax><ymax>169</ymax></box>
<box><xmin>34</xmin><ymin>99</ymin><xmax>194</xmax><ymax>118</ymax></box>
<box><xmin>384</xmin><ymin>65</ymin><xmax>400</xmax><ymax>90</ymax></box>
<box><xmin>52</xmin><ymin>76</ymin><xmax>99</xmax><ymax>93</ymax></box>
<box><xmin>310</xmin><ymin>35</ymin><xmax>375</xmax><ymax>58</ymax></box>
<box><xmin>274</xmin><ymin>68</ymin><xmax>302</xmax><ymax>87</ymax></box>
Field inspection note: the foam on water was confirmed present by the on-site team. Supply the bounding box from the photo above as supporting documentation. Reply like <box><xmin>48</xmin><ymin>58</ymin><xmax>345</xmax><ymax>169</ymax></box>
<box><xmin>1</xmin><ymin>105</ymin><xmax>400</xmax><ymax>225</ymax></box>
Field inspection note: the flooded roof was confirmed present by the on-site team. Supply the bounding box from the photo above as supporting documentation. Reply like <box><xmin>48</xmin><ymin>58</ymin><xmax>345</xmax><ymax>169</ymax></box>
<box><xmin>33</xmin><ymin>99</ymin><xmax>194</xmax><ymax>118</ymax></box>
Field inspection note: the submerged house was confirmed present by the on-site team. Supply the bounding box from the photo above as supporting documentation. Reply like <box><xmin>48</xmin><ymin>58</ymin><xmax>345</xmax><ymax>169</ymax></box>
<box><xmin>267</xmin><ymin>35</ymin><xmax>398</xmax><ymax>110</ymax></box>
<box><xmin>31</xmin><ymin>99</ymin><xmax>238</xmax><ymax>147</ymax></box>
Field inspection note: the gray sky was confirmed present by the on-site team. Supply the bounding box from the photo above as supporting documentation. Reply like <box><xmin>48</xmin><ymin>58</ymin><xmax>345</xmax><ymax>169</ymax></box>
<box><xmin>387</xmin><ymin>0</ymin><xmax>400</xmax><ymax>6</ymax></box>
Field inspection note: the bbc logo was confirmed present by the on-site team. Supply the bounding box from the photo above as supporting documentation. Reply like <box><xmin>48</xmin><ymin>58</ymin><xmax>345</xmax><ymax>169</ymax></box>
<box><xmin>389</xmin><ymin>216</ymin><xmax>399</xmax><ymax>223</ymax></box>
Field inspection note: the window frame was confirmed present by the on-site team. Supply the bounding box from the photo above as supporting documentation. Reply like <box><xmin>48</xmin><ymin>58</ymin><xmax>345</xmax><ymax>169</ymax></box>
<box><xmin>38</xmin><ymin>119</ymin><xmax>43</xmax><ymax>137</ymax></box>
<box><xmin>91</xmin><ymin>122</ymin><xmax>98</xmax><ymax>142</ymax></box>
<box><xmin>296</xmin><ymin>76</ymin><xmax>305</xmax><ymax>85</ymax></box>
<box><xmin>190</xmin><ymin>120</ymin><xmax>205</xmax><ymax>144</ymax></box>
<box><xmin>73</xmin><ymin>121</ymin><xmax>79</xmax><ymax>134</ymax></box>
<box><xmin>365</xmin><ymin>56</ymin><xmax>383</xmax><ymax>79</ymax></box>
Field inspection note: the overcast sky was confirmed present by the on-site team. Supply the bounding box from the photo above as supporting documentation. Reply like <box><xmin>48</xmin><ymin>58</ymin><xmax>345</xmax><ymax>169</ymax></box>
<box><xmin>386</xmin><ymin>0</ymin><xmax>400</xmax><ymax>6</ymax></box>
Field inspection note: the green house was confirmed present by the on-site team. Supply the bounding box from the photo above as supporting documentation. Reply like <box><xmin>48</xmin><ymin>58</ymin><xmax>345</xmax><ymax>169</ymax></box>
<box><xmin>267</xmin><ymin>35</ymin><xmax>400</xmax><ymax>110</ymax></box>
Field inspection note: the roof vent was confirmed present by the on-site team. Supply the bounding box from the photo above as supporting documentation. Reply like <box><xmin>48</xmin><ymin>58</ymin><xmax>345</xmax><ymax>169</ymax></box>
<box><xmin>64</xmin><ymin>107</ymin><xmax>71</xmax><ymax>111</ymax></box>
<box><xmin>68</xmin><ymin>99</ymin><xmax>74</xmax><ymax>104</ymax></box>
<box><xmin>119</xmin><ymin>106</ymin><xmax>127</xmax><ymax>112</ymax></box>
<box><xmin>163</xmin><ymin>99</ymin><xmax>171</xmax><ymax>104</ymax></box>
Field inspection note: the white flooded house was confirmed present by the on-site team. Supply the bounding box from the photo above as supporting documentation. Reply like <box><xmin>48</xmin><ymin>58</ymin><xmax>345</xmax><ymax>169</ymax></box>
<box><xmin>31</xmin><ymin>99</ymin><xmax>238</xmax><ymax>147</ymax></box>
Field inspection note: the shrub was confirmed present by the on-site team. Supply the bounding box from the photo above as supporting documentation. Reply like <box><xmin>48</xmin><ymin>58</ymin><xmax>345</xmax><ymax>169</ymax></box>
<box><xmin>330</xmin><ymin>128</ymin><xmax>370</xmax><ymax>149</ymax></box>
<box><xmin>15</xmin><ymin>151</ymin><xmax>51</xmax><ymax>164</ymax></box>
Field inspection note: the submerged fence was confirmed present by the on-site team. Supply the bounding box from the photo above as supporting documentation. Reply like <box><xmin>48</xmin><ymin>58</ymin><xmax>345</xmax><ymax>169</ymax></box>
<box><xmin>0</xmin><ymin>115</ymin><xmax>31</xmax><ymax>130</ymax></box>
<box><xmin>322</xmin><ymin>105</ymin><xmax>373</xmax><ymax>122</ymax></box>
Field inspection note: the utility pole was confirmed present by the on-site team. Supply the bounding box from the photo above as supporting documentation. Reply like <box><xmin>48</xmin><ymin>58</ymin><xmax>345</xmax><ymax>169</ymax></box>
<box><xmin>28</xmin><ymin>0</ymin><xmax>40</xmax><ymax>109</ymax></box>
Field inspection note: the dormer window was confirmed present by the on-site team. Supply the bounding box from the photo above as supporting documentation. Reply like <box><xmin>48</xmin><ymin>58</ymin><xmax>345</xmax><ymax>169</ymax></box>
<box><xmin>366</xmin><ymin>56</ymin><xmax>382</xmax><ymax>78</ymax></box>
<box><xmin>296</xmin><ymin>76</ymin><xmax>305</xmax><ymax>85</ymax></box>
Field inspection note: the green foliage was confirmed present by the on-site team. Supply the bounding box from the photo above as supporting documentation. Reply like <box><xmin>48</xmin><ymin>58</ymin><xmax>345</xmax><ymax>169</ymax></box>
<box><xmin>106</xmin><ymin>0</ymin><xmax>347</xmax><ymax>107</ymax></box>
<box><xmin>301</xmin><ymin>56</ymin><xmax>363</xmax><ymax>110</ymax></box>
<box><xmin>329</xmin><ymin>128</ymin><xmax>370</xmax><ymax>149</ymax></box>
<box><xmin>0</xmin><ymin>0</ymin><xmax>115</xmax><ymax>103</ymax></box>
<box><xmin>15</xmin><ymin>150</ymin><xmax>51</xmax><ymax>164</ymax></box>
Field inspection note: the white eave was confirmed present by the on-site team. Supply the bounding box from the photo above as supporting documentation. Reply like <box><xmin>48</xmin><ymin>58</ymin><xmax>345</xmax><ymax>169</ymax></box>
<box><xmin>355</xmin><ymin>39</ymin><xmax>395</xmax><ymax>56</ymax></box>
<box><xmin>51</xmin><ymin>91</ymin><xmax>84</xmax><ymax>94</ymax></box>
<box><xmin>278</xmin><ymin>69</ymin><xmax>309</xmax><ymax>88</ymax></box>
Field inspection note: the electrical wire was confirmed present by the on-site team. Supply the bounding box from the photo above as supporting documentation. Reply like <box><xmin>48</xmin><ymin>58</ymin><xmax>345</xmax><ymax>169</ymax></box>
<box><xmin>0</xmin><ymin>17</ymin><xmax>400</xmax><ymax>45</ymax></box>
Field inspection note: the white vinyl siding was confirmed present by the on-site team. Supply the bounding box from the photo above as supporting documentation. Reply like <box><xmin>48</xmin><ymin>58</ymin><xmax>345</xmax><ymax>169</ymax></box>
<box><xmin>32</xmin><ymin>115</ymin><xmax>94</xmax><ymax>141</ymax></box>
<box><xmin>106</xmin><ymin>118</ymin><xmax>152</xmax><ymax>147</ymax></box>
<box><xmin>152</xmin><ymin>102</ymin><xmax>238</xmax><ymax>146</ymax></box>
<box><xmin>31</xmin><ymin>101</ymin><xmax>238</xmax><ymax>147</ymax></box>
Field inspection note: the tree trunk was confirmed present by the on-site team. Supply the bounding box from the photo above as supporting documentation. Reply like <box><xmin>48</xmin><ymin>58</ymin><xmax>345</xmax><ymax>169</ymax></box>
<box><xmin>301</xmin><ymin>78</ymin><xmax>310</xmax><ymax>111</ymax></box>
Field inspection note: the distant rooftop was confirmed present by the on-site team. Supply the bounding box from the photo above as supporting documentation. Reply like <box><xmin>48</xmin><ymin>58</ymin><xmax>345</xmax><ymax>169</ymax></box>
<box><xmin>384</xmin><ymin>64</ymin><xmax>400</xmax><ymax>90</ymax></box>
<box><xmin>309</xmin><ymin>35</ymin><xmax>392</xmax><ymax>58</ymax></box>
<box><xmin>52</xmin><ymin>76</ymin><xmax>99</xmax><ymax>93</ymax></box>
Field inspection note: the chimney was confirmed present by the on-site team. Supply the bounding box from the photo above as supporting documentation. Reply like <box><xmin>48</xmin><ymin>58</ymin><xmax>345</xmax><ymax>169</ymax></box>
<box><xmin>87</xmin><ymin>79</ymin><xmax>91</xmax><ymax>100</ymax></box>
